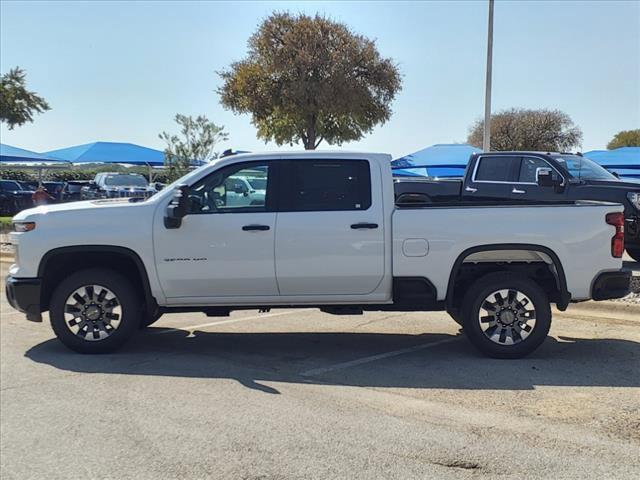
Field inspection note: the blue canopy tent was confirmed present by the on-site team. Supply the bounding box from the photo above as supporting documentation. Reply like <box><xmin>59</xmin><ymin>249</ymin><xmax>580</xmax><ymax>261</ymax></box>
<box><xmin>584</xmin><ymin>147</ymin><xmax>640</xmax><ymax>180</ymax></box>
<box><xmin>45</xmin><ymin>141</ymin><xmax>166</xmax><ymax>166</ymax></box>
<box><xmin>45</xmin><ymin>141</ymin><xmax>170</xmax><ymax>182</ymax></box>
<box><xmin>1</xmin><ymin>143</ymin><xmax>67</xmax><ymax>164</ymax></box>
<box><xmin>391</xmin><ymin>144</ymin><xmax>482</xmax><ymax>177</ymax></box>
<box><xmin>1</xmin><ymin>143</ymin><xmax>71</xmax><ymax>185</ymax></box>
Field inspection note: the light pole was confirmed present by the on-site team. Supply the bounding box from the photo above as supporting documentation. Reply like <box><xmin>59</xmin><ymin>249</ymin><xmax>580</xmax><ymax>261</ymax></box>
<box><xmin>483</xmin><ymin>0</ymin><xmax>494</xmax><ymax>152</ymax></box>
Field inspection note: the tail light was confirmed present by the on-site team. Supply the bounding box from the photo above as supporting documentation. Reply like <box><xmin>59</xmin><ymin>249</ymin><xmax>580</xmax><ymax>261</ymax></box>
<box><xmin>606</xmin><ymin>212</ymin><xmax>625</xmax><ymax>258</ymax></box>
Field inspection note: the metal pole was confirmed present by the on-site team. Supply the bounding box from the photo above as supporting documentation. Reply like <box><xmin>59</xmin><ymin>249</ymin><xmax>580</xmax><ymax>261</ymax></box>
<box><xmin>483</xmin><ymin>0</ymin><xmax>494</xmax><ymax>152</ymax></box>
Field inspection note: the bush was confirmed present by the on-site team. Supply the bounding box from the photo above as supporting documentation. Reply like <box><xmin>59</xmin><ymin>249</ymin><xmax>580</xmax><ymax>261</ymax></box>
<box><xmin>0</xmin><ymin>216</ymin><xmax>12</xmax><ymax>233</ymax></box>
<box><xmin>0</xmin><ymin>170</ymin><xmax>35</xmax><ymax>181</ymax></box>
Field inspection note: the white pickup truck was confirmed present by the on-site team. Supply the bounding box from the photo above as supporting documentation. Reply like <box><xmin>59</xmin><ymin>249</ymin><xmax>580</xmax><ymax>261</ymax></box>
<box><xmin>6</xmin><ymin>151</ymin><xmax>631</xmax><ymax>358</ymax></box>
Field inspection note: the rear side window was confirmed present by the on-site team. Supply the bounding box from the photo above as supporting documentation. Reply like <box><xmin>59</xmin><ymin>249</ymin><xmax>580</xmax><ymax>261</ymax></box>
<box><xmin>519</xmin><ymin>157</ymin><xmax>550</xmax><ymax>183</ymax></box>
<box><xmin>474</xmin><ymin>156</ymin><xmax>519</xmax><ymax>182</ymax></box>
<box><xmin>287</xmin><ymin>160</ymin><xmax>371</xmax><ymax>211</ymax></box>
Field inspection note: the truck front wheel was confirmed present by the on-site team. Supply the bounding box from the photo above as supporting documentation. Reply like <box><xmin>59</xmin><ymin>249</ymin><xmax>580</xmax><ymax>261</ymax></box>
<box><xmin>49</xmin><ymin>268</ymin><xmax>141</xmax><ymax>354</ymax></box>
<box><xmin>460</xmin><ymin>272</ymin><xmax>551</xmax><ymax>359</ymax></box>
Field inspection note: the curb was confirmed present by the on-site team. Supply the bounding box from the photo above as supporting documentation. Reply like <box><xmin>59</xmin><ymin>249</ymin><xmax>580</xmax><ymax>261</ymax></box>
<box><xmin>557</xmin><ymin>300</ymin><xmax>640</xmax><ymax>320</ymax></box>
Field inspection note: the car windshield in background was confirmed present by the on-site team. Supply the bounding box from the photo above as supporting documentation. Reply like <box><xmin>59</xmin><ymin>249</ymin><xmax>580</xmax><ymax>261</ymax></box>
<box><xmin>247</xmin><ymin>177</ymin><xmax>267</xmax><ymax>190</ymax></box>
<box><xmin>104</xmin><ymin>175</ymin><xmax>148</xmax><ymax>187</ymax></box>
<box><xmin>553</xmin><ymin>155</ymin><xmax>618</xmax><ymax>181</ymax></box>
<box><xmin>0</xmin><ymin>180</ymin><xmax>23</xmax><ymax>191</ymax></box>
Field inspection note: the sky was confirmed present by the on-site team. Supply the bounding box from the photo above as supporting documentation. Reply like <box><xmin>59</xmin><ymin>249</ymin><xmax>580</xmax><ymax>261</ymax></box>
<box><xmin>0</xmin><ymin>0</ymin><xmax>638</xmax><ymax>159</ymax></box>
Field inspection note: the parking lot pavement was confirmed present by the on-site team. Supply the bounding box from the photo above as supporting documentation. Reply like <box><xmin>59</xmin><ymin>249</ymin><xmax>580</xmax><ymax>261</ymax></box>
<box><xmin>1</xmin><ymin>269</ymin><xmax>639</xmax><ymax>479</ymax></box>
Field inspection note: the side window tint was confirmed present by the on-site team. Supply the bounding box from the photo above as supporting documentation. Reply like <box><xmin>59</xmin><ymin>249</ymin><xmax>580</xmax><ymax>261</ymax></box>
<box><xmin>475</xmin><ymin>156</ymin><xmax>517</xmax><ymax>182</ymax></box>
<box><xmin>289</xmin><ymin>160</ymin><xmax>371</xmax><ymax>211</ymax></box>
<box><xmin>519</xmin><ymin>157</ymin><xmax>550</xmax><ymax>183</ymax></box>
<box><xmin>188</xmin><ymin>163</ymin><xmax>269</xmax><ymax>214</ymax></box>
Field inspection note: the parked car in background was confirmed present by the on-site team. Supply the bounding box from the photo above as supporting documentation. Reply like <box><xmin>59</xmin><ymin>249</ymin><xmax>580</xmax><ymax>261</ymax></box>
<box><xmin>41</xmin><ymin>182</ymin><xmax>66</xmax><ymax>202</ymax></box>
<box><xmin>394</xmin><ymin>152</ymin><xmax>640</xmax><ymax>261</ymax></box>
<box><xmin>64</xmin><ymin>180</ymin><xmax>90</xmax><ymax>201</ymax></box>
<box><xmin>17</xmin><ymin>181</ymin><xmax>37</xmax><ymax>191</ymax></box>
<box><xmin>81</xmin><ymin>173</ymin><xmax>156</xmax><ymax>200</ymax></box>
<box><xmin>0</xmin><ymin>180</ymin><xmax>34</xmax><ymax>215</ymax></box>
<box><xmin>6</xmin><ymin>151</ymin><xmax>630</xmax><ymax>358</ymax></box>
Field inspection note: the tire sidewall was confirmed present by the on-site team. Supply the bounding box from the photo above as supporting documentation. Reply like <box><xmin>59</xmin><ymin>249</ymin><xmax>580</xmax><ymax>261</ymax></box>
<box><xmin>461</xmin><ymin>273</ymin><xmax>552</xmax><ymax>359</ymax></box>
<box><xmin>50</xmin><ymin>268</ymin><xmax>141</xmax><ymax>354</ymax></box>
<box><xmin>626</xmin><ymin>248</ymin><xmax>640</xmax><ymax>263</ymax></box>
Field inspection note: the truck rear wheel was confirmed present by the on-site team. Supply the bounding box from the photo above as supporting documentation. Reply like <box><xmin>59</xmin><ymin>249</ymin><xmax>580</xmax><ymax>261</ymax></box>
<box><xmin>626</xmin><ymin>248</ymin><xmax>640</xmax><ymax>263</ymax></box>
<box><xmin>49</xmin><ymin>268</ymin><xmax>141</xmax><ymax>354</ymax></box>
<box><xmin>460</xmin><ymin>272</ymin><xmax>551</xmax><ymax>359</ymax></box>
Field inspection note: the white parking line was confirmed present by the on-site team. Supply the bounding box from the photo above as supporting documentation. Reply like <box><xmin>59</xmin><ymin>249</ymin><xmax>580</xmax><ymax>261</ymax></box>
<box><xmin>299</xmin><ymin>337</ymin><xmax>460</xmax><ymax>377</ymax></box>
<box><xmin>149</xmin><ymin>310</ymin><xmax>298</xmax><ymax>335</ymax></box>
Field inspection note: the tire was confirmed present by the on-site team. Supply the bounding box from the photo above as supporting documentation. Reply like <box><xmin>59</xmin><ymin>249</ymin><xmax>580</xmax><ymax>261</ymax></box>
<box><xmin>140</xmin><ymin>311</ymin><xmax>163</xmax><ymax>329</ymax></box>
<box><xmin>626</xmin><ymin>248</ymin><xmax>640</xmax><ymax>263</ymax></box>
<box><xmin>460</xmin><ymin>272</ymin><xmax>551</xmax><ymax>359</ymax></box>
<box><xmin>49</xmin><ymin>268</ymin><xmax>142</xmax><ymax>353</ymax></box>
<box><xmin>448</xmin><ymin>309</ymin><xmax>463</xmax><ymax>327</ymax></box>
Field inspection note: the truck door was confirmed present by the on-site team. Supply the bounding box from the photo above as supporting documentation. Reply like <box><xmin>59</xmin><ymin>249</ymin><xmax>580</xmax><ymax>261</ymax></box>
<box><xmin>274</xmin><ymin>158</ymin><xmax>385</xmax><ymax>296</ymax></box>
<box><xmin>153</xmin><ymin>161</ymin><xmax>278</xmax><ymax>299</ymax></box>
<box><xmin>463</xmin><ymin>155</ymin><xmax>520</xmax><ymax>201</ymax></box>
<box><xmin>512</xmin><ymin>156</ymin><xmax>566</xmax><ymax>201</ymax></box>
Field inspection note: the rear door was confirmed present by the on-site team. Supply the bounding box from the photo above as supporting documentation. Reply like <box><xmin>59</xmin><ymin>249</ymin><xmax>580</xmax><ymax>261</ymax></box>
<box><xmin>274</xmin><ymin>158</ymin><xmax>385</xmax><ymax>296</ymax></box>
<box><xmin>463</xmin><ymin>155</ymin><xmax>520</xmax><ymax>201</ymax></box>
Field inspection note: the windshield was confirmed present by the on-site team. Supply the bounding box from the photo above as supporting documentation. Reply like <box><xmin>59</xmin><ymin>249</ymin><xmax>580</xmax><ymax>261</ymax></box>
<box><xmin>104</xmin><ymin>174</ymin><xmax>148</xmax><ymax>187</ymax></box>
<box><xmin>553</xmin><ymin>155</ymin><xmax>618</xmax><ymax>181</ymax></box>
<box><xmin>0</xmin><ymin>180</ymin><xmax>22</xmax><ymax>191</ymax></box>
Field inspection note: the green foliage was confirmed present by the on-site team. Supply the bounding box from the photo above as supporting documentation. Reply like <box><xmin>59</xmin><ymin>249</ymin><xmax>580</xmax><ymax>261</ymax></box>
<box><xmin>159</xmin><ymin>114</ymin><xmax>228</xmax><ymax>181</ymax></box>
<box><xmin>0</xmin><ymin>170</ymin><xmax>34</xmax><ymax>181</ymax></box>
<box><xmin>0</xmin><ymin>67</ymin><xmax>50</xmax><ymax>129</ymax></box>
<box><xmin>0</xmin><ymin>216</ymin><xmax>12</xmax><ymax>233</ymax></box>
<box><xmin>219</xmin><ymin>12</ymin><xmax>402</xmax><ymax>150</ymax></box>
<box><xmin>0</xmin><ymin>167</ymin><xmax>173</xmax><ymax>184</ymax></box>
<box><xmin>607</xmin><ymin>129</ymin><xmax>640</xmax><ymax>149</ymax></box>
<box><xmin>467</xmin><ymin>108</ymin><xmax>583</xmax><ymax>152</ymax></box>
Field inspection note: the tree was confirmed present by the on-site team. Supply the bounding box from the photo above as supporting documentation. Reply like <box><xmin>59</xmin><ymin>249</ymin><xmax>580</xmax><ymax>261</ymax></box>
<box><xmin>467</xmin><ymin>108</ymin><xmax>583</xmax><ymax>152</ymax></box>
<box><xmin>607</xmin><ymin>129</ymin><xmax>640</xmax><ymax>149</ymax></box>
<box><xmin>218</xmin><ymin>12</ymin><xmax>402</xmax><ymax>150</ymax></box>
<box><xmin>0</xmin><ymin>67</ymin><xmax>50</xmax><ymax>129</ymax></box>
<box><xmin>159</xmin><ymin>114</ymin><xmax>228</xmax><ymax>180</ymax></box>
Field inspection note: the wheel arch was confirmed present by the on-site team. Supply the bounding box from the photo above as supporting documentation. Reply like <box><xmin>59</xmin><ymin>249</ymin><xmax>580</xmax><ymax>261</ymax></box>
<box><xmin>445</xmin><ymin>243</ymin><xmax>570</xmax><ymax>313</ymax></box>
<box><xmin>38</xmin><ymin>245</ymin><xmax>157</xmax><ymax>315</ymax></box>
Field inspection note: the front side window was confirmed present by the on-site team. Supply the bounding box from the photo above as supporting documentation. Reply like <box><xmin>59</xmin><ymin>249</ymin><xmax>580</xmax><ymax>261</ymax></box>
<box><xmin>474</xmin><ymin>156</ymin><xmax>518</xmax><ymax>182</ymax></box>
<box><xmin>287</xmin><ymin>160</ymin><xmax>371</xmax><ymax>211</ymax></box>
<box><xmin>519</xmin><ymin>157</ymin><xmax>550</xmax><ymax>183</ymax></box>
<box><xmin>188</xmin><ymin>163</ymin><xmax>269</xmax><ymax>214</ymax></box>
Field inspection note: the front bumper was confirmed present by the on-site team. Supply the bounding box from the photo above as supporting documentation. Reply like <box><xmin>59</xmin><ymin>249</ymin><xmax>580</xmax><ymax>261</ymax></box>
<box><xmin>591</xmin><ymin>269</ymin><xmax>632</xmax><ymax>301</ymax></box>
<box><xmin>5</xmin><ymin>276</ymin><xmax>42</xmax><ymax>322</ymax></box>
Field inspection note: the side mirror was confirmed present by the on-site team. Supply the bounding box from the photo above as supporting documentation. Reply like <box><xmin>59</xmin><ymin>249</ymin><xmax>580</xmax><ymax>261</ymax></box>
<box><xmin>164</xmin><ymin>184</ymin><xmax>190</xmax><ymax>229</ymax></box>
<box><xmin>536</xmin><ymin>167</ymin><xmax>562</xmax><ymax>188</ymax></box>
<box><xmin>612</xmin><ymin>171</ymin><xmax>620</xmax><ymax>179</ymax></box>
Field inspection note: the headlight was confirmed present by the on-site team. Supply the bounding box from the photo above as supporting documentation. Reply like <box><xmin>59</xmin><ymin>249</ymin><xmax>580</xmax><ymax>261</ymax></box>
<box><xmin>627</xmin><ymin>192</ymin><xmax>640</xmax><ymax>210</ymax></box>
<box><xmin>13</xmin><ymin>221</ymin><xmax>36</xmax><ymax>232</ymax></box>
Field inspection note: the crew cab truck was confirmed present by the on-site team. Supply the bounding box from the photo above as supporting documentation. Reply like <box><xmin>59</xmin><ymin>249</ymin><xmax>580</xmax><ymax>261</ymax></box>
<box><xmin>394</xmin><ymin>152</ymin><xmax>640</xmax><ymax>261</ymax></box>
<box><xmin>6</xmin><ymin>152</ymin><xmax>631</xmax><ymax>358</ymax></box>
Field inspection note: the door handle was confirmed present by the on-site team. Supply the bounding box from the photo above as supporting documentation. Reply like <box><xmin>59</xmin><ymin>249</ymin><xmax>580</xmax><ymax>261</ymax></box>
<box><xmin>350</xmin><ymin>223</ymin><xmax>379</xmax><ymax>229</ymax></box>
<box><xmin>512</xmin><ymin>188</ymin><xmax>526</xmax><ymax>194</ymax></box>
<box><xmin>465</xmin><ymin>186</ymin><xmax>478</xmax><ymax>193</ymax></box>
<box><xmin>242</xmin><ymin>224</ymin><xmax>270</xmax><ymax>231</ymax></box>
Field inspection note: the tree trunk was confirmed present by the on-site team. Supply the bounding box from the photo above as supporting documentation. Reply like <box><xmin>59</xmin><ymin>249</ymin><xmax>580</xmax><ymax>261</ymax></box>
<box><xmin>304</xmin><ymin>115</ymin><xmax>316</xmax><ymax>150</ymax></box>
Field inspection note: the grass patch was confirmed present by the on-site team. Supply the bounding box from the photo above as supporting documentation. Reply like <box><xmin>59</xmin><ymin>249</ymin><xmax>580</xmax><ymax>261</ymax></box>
<box><xmin>0</xmin><ymin>216</ymin><xmax>12</xmax><ymax>234</ymax></box>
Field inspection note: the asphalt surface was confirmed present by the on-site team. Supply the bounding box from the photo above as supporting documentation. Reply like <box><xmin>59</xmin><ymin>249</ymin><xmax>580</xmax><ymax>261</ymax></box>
<box><xmin>1</xmin><ymin>262</ymin><xmax>639</xmax><ymax>479</ymax></box>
